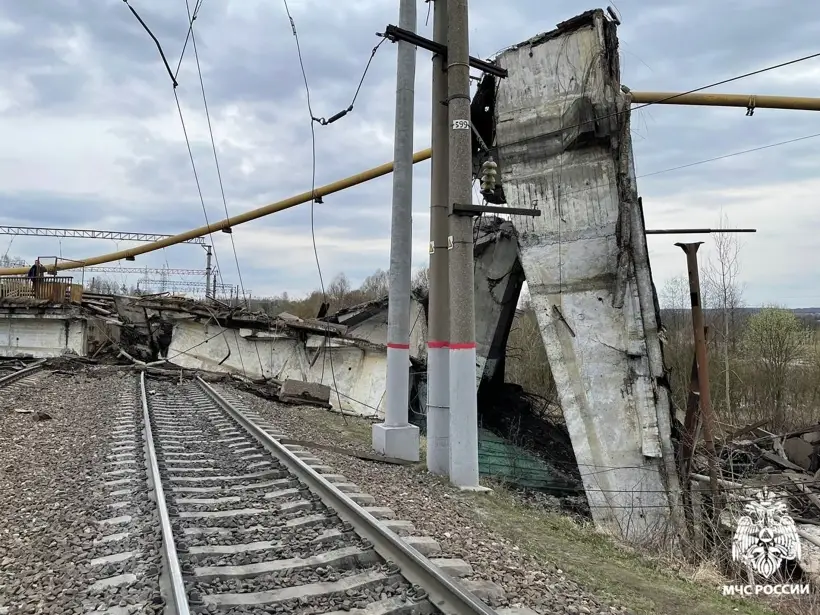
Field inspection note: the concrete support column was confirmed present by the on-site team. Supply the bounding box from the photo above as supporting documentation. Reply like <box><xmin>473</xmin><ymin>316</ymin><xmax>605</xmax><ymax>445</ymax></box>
<box><xmin>372</xmin><ymin>0</ymin><xmax>420</xmax><ymax>462</ymax></box>
<box><xmin>446</xmin><ymin>0</ymin><xmax>480</xmax><ymax>488</ymax></box>
<box><xmin>426</xmin><ymin>0</ymin><xmax>451</xmax><ymax>476</ymax></box>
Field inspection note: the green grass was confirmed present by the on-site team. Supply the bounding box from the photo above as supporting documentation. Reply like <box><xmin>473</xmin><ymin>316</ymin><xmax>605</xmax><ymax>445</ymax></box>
<box><xmin>278</xmin><ymin>405</ymin><xmax>781</xmax><ymax>615</ymax></box>
<box><xmin>462</xmin><ymin>488</ymin><xmax>779</xmax><ymax>615</ymax></box>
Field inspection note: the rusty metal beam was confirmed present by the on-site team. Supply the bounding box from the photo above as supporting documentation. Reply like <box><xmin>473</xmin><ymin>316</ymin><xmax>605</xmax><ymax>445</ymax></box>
<box><xmin>677</xmin><ymin>242</ymin><xmax>721</xmax><ymax>515</ymax></box>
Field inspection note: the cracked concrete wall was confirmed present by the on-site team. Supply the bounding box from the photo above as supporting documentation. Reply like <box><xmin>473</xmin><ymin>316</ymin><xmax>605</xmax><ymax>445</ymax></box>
<box><xmin>167</xmin><ymin>320</ymin><xmax>387</xmax><ymax>417</ymax></box>
<box><xmin>493</xmin><ymin>10</ymin><xmax>680</xmax><ymax>540</ymax></box>
<box><xmin>0</xmin><ymin>310</ymin><xmax>86</xmax><ymax>358</ymax></box>
<box><xmin>163</xmin><ymin>221</ymin><xmax>522</xmax><ymax>422</ymax></box>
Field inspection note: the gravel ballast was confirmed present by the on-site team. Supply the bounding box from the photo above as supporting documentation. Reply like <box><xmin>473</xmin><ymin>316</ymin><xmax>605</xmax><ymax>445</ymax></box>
<box><xmin>0</xmin><ymin>368</ymin><xmax>140</xmax><ymax>615</ymax></box>
<box><xmin>218</xmin><ymin>385</ymin><xmax>632</xmax><ymax>615</ymax></box>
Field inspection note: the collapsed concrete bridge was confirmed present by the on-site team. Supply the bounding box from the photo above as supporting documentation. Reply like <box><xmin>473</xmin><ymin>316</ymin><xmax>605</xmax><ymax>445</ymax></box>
<box><xmin>0</xmin><ymin>9</ymin><xmax>681</xmax><ymax>541</ymax></box>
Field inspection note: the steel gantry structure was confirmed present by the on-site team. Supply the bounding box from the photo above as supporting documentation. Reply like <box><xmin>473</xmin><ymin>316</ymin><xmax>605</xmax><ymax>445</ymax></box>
<box><xmin>136</xmin><ymin>278</ymin><xmax>233</xmax><ymax>294</ymax></box>
<box><xmin>85</xmin><ymin>266</ymin><xmax>211</xmax><ymax>276</ymax></box>
<box><xmin>0</xmin><ymin>225</ymin><xmax>208</xmax><ymax>245</ymax></box>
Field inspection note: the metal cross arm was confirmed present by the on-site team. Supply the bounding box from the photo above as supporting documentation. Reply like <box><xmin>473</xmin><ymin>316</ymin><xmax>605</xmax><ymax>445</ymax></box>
<box><xmin>378</xmin><ymin>25</ymin><xmax>508</xmax><ymax>78</ymax></box>
<box><xmin>451</xmin><ymin>203</ymin><xmax>541</xmax><ymax>217</ymax></box>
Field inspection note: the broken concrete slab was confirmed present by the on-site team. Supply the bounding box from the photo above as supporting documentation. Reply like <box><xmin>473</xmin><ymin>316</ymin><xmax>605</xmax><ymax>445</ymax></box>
<box><xmin>279</xmin><ymin>379</ymin><xmax>331</xmax><ymax>409</ymax></box>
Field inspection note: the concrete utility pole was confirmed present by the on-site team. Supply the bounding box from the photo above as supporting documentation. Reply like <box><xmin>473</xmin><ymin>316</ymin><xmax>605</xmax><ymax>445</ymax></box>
<box><xmin>446</xmin><ymin>0</ymin><xmax>479</xmax><ymax>487</ymax></box>
<box><xmin>372</xmin><ymin>0</ymin><xmax>420</xmax><ymax>462</ymax></box>
<box><xmin>204</xmin><ymin>245</ymin><xmax>213</xmax><ymax>300</ymax></box>
<box><xmin>426</xmin><ymin>0</ymin><xmax>450</xmax><ymax>476</ymax></box>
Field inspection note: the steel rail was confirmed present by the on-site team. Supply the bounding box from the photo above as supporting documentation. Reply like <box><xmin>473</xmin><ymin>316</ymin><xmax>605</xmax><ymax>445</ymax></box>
<box><xmin>194</xmin><ymin>376</ymin><xmax>498</xmax><ymax>615</ymax></box>
<box><xmin>140</xmin><ymin>373</ymin><xmax>191</xmax><ymax>615</ymax></box>
<box><xmin>0</xmin><ymin>359</ymin><xmax>46</xmax><ymax>388</ymax></box>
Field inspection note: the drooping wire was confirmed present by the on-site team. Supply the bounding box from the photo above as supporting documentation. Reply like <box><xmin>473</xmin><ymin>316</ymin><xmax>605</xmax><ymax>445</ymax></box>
<box><xmin>182</xmin><ymin>0</ymin><xmax>266</xmax><ymax>377</ymax></box>
<box><xmin>123</xmin><ymin>0</ymin><xmax>248</xmax><ymax>377</ymax></box>
<box><xmin>283</xmin><ymin>0</ymin><xmax>365</xmax><ymax>420</ymax></box>
<box><xmin>174</xmin><ymin>0</ymin><xmax>204</xmax><ymax>81</ymax></box>
<box><xmin>122</xmin><ymin>0</ymin><xmax>178</xmax><ymax>87</ymax></box>
<box><xmin>473</xmin><ymin>130</ymin><xmax>820</xmax><ymax>205</ymax></box>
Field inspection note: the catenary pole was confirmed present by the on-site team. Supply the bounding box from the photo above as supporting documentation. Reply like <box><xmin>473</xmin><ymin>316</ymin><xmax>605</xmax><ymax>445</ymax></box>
<box><xmin>373</xmin><ymin>0</ymin><xmax>420</xmax><ymax>462</ymax></box>
<box><xmin>426</xmin><ymin>0</ymin><xmax>451</xmax><ymax>476</ymax></box>
<box><xmin>204</xmin><ymin>245</ymin><xmax>212</xmax><ymax>299</ymax></box>
<box><xmin>446</xmin><ymin>0</ymin><xmax>479</xmax><ymax>487</ymax></box>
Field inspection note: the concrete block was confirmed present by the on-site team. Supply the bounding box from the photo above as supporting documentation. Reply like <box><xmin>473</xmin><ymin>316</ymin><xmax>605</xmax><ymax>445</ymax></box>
<box><xmin>372</xmin><ymin>424</ymin><xmax>420</xmax><ymax>462</ymax></box>
<box><xmin>279</xmin><ymin>379</ymin><xmax>331</xmax><ymax>408</ymax></box>
<box><xmin>497</xmin><ymin>608</ymin><xmax>539</xmax><ymax>615</ymax></box>
<box><xmin>430</xmin><ymin>558</ymin><xmax>473</xmax><ymax>578</ymax></box>
<box><xmin>404</xmin><ymin>536</ymin><xmax>441</xmax><ymax>556</ymax></box>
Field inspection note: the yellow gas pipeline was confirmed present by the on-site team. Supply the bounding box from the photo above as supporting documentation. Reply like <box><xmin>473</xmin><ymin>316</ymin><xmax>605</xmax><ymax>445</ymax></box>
<box><xmin>630</xmin><ymin>91</ymin><xmax>820</xmax><ymax>112</ymax></box>
<box><xmin>4</xmin><ymin>90</ymin><xmax>820</xmax><ymax>277</ymax></box>
<box><xmin>0</xmin><ymin>149</ymin><xmax>432</xmax><ymax>276</ymax></box>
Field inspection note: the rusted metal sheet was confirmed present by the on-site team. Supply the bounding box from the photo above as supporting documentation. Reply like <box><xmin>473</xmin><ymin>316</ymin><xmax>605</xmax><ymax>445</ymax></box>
<box><xmin>0</xmin><ymin>276</ymin><xmax>75</xmax><ymax>303</ymax></box>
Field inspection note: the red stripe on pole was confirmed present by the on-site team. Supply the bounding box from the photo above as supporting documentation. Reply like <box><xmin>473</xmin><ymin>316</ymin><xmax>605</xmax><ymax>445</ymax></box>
<box><xmin>428</xmin><ymin>340</ymin><xmax>449</xmax><ymax>349</ymax></box>
<box><xmin>449</xmin><ymin>342</ymin><xmax>477</xmax><ymax>350</ymax></box>
<box><xmin>386</xmin><ymin>342</ymin><xmax>410</xmax><ymax>349</ymax></box>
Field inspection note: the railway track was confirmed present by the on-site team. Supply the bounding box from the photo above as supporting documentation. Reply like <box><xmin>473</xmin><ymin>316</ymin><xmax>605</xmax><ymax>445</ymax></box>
<box><xmin>0</xmin><ymin>359</ymin><xmax>46</xmax><ymax>392</ymax></box>
<box><xmin>82</xmin><ymin>374</ymin><xmax>500</xmax><ymax>615</ymax></box>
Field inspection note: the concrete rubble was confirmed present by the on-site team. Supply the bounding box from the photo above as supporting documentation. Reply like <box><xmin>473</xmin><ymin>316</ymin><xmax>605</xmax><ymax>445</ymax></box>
<box><xmin>0</xmin><ymin>216</ymin><xmax>523</xmax><ymax>424</ymax></box>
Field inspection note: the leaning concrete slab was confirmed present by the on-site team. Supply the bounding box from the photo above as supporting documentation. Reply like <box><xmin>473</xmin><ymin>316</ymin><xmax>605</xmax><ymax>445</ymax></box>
<box><xmin>493</xmin><ymin>10</ymin><xmax>681</xmax><ymax>540</ymax></box>
<box><xmin>473</xmin><ymin>217</ymin><xmax>525</xmax><ymax>391</ymax></box>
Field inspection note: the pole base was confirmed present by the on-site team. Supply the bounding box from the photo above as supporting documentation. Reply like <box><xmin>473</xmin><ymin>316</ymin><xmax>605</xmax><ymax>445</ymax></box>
<box><xmin>372</xmin><ymin>423</ymin><xmax>420</xmax><ymax>462</ymax></box>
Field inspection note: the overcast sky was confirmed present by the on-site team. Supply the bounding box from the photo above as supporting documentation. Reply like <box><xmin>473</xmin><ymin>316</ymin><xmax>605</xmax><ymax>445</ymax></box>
<box><xmin>0</xmin><ymin>0</ymin><xmax>818</xmax><ymax>307</ymax></box>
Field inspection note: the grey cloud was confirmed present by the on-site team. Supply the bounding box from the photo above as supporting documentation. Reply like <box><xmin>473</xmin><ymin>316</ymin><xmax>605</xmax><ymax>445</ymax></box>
<box><xmin>3</xmin><ymin>0</ymin><xmax>820</xmax><ymax>301</ymax></box>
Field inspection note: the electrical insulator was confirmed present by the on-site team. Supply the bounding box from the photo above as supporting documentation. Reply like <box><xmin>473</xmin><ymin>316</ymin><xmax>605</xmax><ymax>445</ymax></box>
<box><xmin>479</xmin><ymin>158</ymin><xmax>498</xmax><ymax>195</ymax></box>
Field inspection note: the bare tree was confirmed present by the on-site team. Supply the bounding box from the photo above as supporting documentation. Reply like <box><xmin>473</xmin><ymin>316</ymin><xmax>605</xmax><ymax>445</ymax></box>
<box><xmin>411</xmin><ymin>267</ymin><xmax>429</xmax><ymax>295</ymax></box>
<box><xmin>702</xmin><ymin>212</ymin><xmax>745</xmax><ymax>417</ymax></box>
<box><xmin>659</xmin><ymin>275</ymin><xmax>692</xmax><ymax>340</ymax></box>
<box><xmin>326</xmin><ymin>273</ymin><xmax>352</xmax><ymax>309</ymax></box>
<box><xmin>359</xmin><ymin>269</ymin><xmax>389</xmax><ymax>299</ymax></box>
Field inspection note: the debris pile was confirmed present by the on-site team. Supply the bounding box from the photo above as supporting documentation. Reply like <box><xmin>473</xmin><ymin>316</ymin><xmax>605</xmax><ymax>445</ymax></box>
<box><xmin>690</xmin><ymin>421</ymin><xmax>820</xmax><ymax>581</ymax></box>
<box><xmin>78</xmin><ymin>291</ymin><xmax>350</xmax><ymax>364</ymax></box>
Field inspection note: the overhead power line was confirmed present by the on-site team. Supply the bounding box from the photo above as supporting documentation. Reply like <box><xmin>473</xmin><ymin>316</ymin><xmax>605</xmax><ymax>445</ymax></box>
<box><xmin>282</xmin><ymin>0</ymin><xmax>349</xmax><ymax>419</ymax></box>
<box><xmin>184</xmin><ymin>0</ymin><xmax>251</xmax><ymax>313</ymax></box>
<box><xmin>4</xmin><ymin>41</ymin><xmax>819</xmax><ymax>277</ymax></box>
<box><xmin>122</xmin><ymin>0</ymin><xmax>229</xmax><ymax>296</ymax></box>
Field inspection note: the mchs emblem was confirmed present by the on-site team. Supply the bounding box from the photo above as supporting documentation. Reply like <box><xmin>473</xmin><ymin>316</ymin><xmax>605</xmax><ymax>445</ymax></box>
<box><xmin>732</xmin><ymin>488</ymin><xmax>802</xmax><ymax>578</ymax></box>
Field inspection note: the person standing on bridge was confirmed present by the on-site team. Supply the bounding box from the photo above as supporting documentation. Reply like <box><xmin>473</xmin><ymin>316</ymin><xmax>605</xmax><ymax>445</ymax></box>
<box><xmin>27</xmin><ymin>259</ymin><xmax>46</xmax><ymax>298</ymax></box>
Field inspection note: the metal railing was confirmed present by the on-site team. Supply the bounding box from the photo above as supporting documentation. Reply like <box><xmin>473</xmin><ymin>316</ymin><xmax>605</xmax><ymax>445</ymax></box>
<box><xmin>0</xmin><ymin>276</ymin><xmax>78</xmax><ymax>303</ymax></box>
